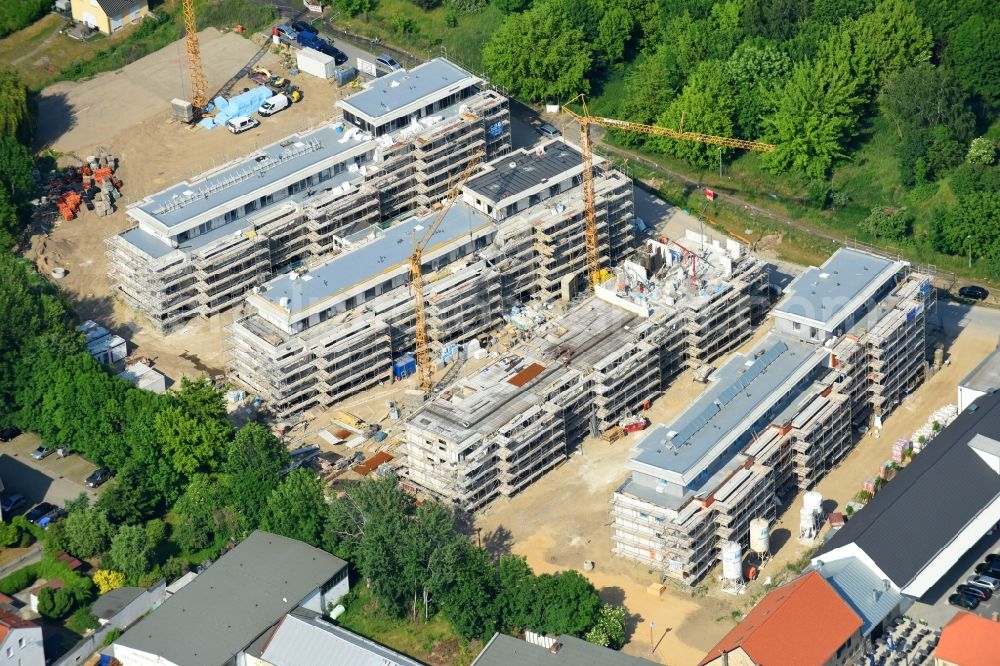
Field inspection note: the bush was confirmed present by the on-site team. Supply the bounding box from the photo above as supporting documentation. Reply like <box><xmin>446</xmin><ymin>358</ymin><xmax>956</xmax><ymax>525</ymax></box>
<box><xmin>0</xmin><ymin>564</ymin><xmax>38</xmax><ymax>595</ymax></box>
<box><xmin>102</xmin><ymin>628</ymin><xmax>122</xmax><ymax>646</ymax></box>
<box><xmin>444</xmin><ymin>9</ymin><xmax>458</xmax><ymax>26</ymax></box>
<box><xmin>0</xmin><ymin>0</ymin><xmax>49</xmax><ymax>39</ymax></box>
<box><xmin>66</xmin><ymin>607</ymin><xmax>100</xmax><ymax>633</ymax></box>
<box><xmin>392</xmin><ymin>15</ymin><xmax>415</xmax><ymax>34</ymax></box>
<box><xmin>447</xmin><ymin>0</ymin><xmax>487</xmax><ymax>12</ymax></box>
<box><xmin>94</xmin><ymin>569</ymin><xmax>125</xmax><ymax>595</ymax></box>
<box><xmin>38</xmin><ymin>586</ymin><xmax>75</xmax><ymax>619</ymax></box>
<box><xmin>859</xmin><ymin>206</ymin><xmax>913</xmax><ymax>242</ymax></box>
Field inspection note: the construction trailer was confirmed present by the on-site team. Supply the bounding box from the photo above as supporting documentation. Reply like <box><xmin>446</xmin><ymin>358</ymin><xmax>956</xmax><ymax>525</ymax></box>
<box><xmin>107</xmin><ymin>59</ymin><xmax>511</xmax><ymax>334</ymax></box>
<box><xmin>402</xmin><ymin>234</ymin><xmax>768</xmax><ymax>512</ymax></box>
<box><xmin>610</xmin><ymin>248</ymin><xmax>935</xmax><ymax>586</ymax></box>
<box><xmin>225</xmin><ymin>141</ymin><xmax>637</xmax><ymax>420</ymax></box>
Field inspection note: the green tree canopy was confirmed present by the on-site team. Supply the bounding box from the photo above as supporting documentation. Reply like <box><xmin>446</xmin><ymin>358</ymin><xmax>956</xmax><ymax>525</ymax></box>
<box><xmin>0</xmin><ymin>69</ymin><xmax>32</xmax><ymax>144</ymax></box>
<box><xmin>483</xmin><ymin>0</ymin><xmax>592</xmax><ymax>103</ymax></box>
<box><xmin>929</xmin><ymin>191</ymin><xmax>1000</xmax><ymax>277</ymax></box>
<box><xmin>848</xmin><ymin>0</ymin><xmax>931</xmax><ymax>84</ymax></box>
<box><xmin>428</xmin><ymin>538</ymin><xmax>500</xmax><ymax>641</ymax></box>
<box><xmin>949</xmin><ymin>15</ymin><xmax>1000</xmax><ymax>109</ymax></box>
<box><xmin>530</xmin><ymin>570</ymin><xmax>602</xmax><ymax>636</ymax></box>
<box><xmin>585</xmin><ymin>604</ymin><xmax>627</xmax><ymax>649</ymax></box>
<box><xmin>654</xmin><ymin>60</ymin><xmax>738</xmax><ymax>167</ymax></box>
<box><xmin>223</xmin><ymin>422</ymin><xmax>289</xmax><ymax>529</ymax></box>
<box><xmin>261</xmin><ymin>468</ymin><xmax>328</xmax><ymax>547</ymax></box>
<box><xmin>173</xmin><ymin>473</ymin><xmax>231</xmax><ymax>554</ymax></box>
<box><xmin>108</xmin><ymin>525</ymin><xmax>153</xmax><ymax>584</ymax></box>
<box><xmin>63</xmin><ymin>508</ymin><xmax>115</xmax><ymax>559</ymax></box>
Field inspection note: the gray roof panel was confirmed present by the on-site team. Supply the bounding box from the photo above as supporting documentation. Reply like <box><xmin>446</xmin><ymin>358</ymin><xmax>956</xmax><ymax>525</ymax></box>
<box><xmin>472</xmin><ymin>633</ymin><xmax>657</xmax><ymax>666</ymax></box>
<box><xmin>961</xmin><ymin>346</ymin><xmax>1000</xmax><ymax>394</ymax></box>
<box><xmin>339</xmin><ymin>59</ymin><xmax>476</xmax><ymax>121</ymax></box>
<box><xmin>465</xmin><ymin>142</ymin><xmax>581</xmax><ymax>201</ymax></box>
<box><xmin>818</xmin><ymin>391</ymin><xmax>1000</xmax><ymax>588</ymax></box>
<box><xmin>259</xmin><ymin>201</ymin><xmax>493</xmax><ymax>313</ymax></box>
<box><xmin>775</xmin><ymin>249</ymin><xmax>897</xmax><ymax>325</ymax></box>
<box><xmin>90</xmin><ymin>586</ymin><xmax>145</xmax><ymax>621</ymax></box>
<box><xmin>817</xmin><ymin>557</ymin><xmax>902</xmax><ymax>635</ymax></box>
<box><xmin>259</xmin><ymin>611</ymin><xmax>424</xmax><ymax>666</ymax></box>
<box><xmin>115</xmin><ymin>531</ymin><xmax>347</xmax><ymax>666</ymax></box>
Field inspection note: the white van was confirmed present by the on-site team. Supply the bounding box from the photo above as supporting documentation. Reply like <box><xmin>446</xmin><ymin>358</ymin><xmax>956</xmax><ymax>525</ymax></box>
<box><xmin>258</xmin><ymin>94</ymin><xmax>290</xmax><ymax>117</ymax></box>
<box><xmin>226</xmin><ymin>116</ymin><xmax>260</xmax><ymax>134</ymax></box>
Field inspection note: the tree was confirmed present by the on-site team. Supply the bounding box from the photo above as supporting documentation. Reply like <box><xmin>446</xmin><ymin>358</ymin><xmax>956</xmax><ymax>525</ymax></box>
<box><xmin>653</xmin><ymin>60</ymin><xmax>738</xmax><ymax>167</ymax></box>
<box><xmin>97</xmin><ymin>461</ymin><xmax>161</xmax><ymax>524</ymax></box>
<box><xmin>497</xmin><ymin>555</ymin><xmax>537</xmax><ymax>631</ymax></box>
<box><xmin>741</xmin><ymin>0</ymin><xmax>810</xmax><ymax>41</ymax></box>
<box><xmin>967</xmin><ymin>137</ymin><xmax>997</xmax><ymax>165</ymax></box>
<box><xmin>108</xmin><ymin>525</ymin><xmax>152</xmax><ymax>584</ymax></box>
<box><xmin>483</xmin><ymin>1</ymin><xmax>592</xmax><ymax>103</ymax></box>
<box><xmin>261</xmin><ymin>469</ymin><xmax>328</xmax><ymax>547</ymax></box>
<box><xmin>37</xmin><ymin>587</ymin><xmax>75</xmax><ymax>619</ymax></box>
<box><xmin>223</xmin><ymin>422</ymin><xmax>289</xmax><ymax>529</ymax></box>
<box><xmin>848</xmin><ymin>0</ymin><xmax>932</xmax><ymax>84</ymax></box>
<box><xmin>585</xmin><ymin>604</ymin><xmax>627</xmax><ymax>649</ymax></box>
<box><xmin>929</xmin><ymin>191</ymin><xmax>1000</xmax><ymax>277</ymax></box>
<box><xmin>173</xmin><ymin>473</ymin><xmax>230</xmax><ymax>554</ymax></box>
<box><xmin>155</xmin><ymin>405</ymin><xmax>229</xmax><ymax>478</ymax></box>
<box><xmin>94</xmin><ymin>569</ymin><xmax>126</xmax><ymax>595</ymax></box>
<box><xmin>949</xmin><ymin>15</ymin><xmax>1000</xmax><ymax>109</ymax></box>
<box><xmin>763</xmin><ymin>30</ymin><xmax>866</xmax><ymax>178</ymax></box>
<box><xmin>63</xmin><ymin>508</ymin><xmax>114</xmax><ymax>559</ymax></box>
<box><xmin>403</xmin><ymin>501</ymin><xmax>458</xmax><ymax>620</ymax></box>
<box><xmin>428</xmin><ymin>538</ymin><xmax>500</xmax><ymax>641</ymax></box>
<box><xmin>0</xmin><ymin>69</ymin><xmax>32</xmax><ymax>144</ymax></box>
<box><xmin>495</xmin><ymin>0</ymin><xmax>532</xmax><ymax>14</ymax></box>
<box><xmin>593</xmin><ymin>5</ymin><xmax>634</xmax><ymax>67</ymax></box>
<box><xmin>617</xmin><ymin>45</ymin><xmax>682</xmax><ymax>125</ymax></box>
<box><xmin>859</xmin><ymin>207</ymin><xmax>913</xmax><ymax>242</ymax></box>
<box><xmin>727</xmin><ymin>41</ymin><xmax>792</xmax><ymax>137</ymax></box>
<box><xmin>0</xmin><ymin>136</ymin><xmax>33</xmax><ymax>201</ymax></box>
<box><xmin>334</xmin><ymin>0</ymin><xmax>373</xmax><ymax>15</ymax></box>
<box><xmin>880</xmin><ymin>64</ymin><xmax>974</xmax><ymax>141</ymax></box>
<box><xmin>530</xmin><ymin>570</ymin><xmax>601</xmax><ymax>636</ymax></box>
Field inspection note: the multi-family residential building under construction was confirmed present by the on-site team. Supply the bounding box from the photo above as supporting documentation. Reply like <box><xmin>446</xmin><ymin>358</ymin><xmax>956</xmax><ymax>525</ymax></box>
<box><xmin>609</xmin><ymin>248</ymin><xmax>936</xmax><ymax>586</ymax></box>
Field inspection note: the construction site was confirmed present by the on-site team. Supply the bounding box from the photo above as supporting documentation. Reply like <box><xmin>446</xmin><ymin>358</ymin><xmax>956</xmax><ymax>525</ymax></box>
<box><xmin>611</xmin><ymin>248</ymin><xmax>936</xmax><ymax>586</ymax></box>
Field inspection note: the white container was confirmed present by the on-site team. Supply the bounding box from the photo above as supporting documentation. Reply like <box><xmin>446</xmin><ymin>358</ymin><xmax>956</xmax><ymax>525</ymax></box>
<box><xmin>296</xmin><ymin>47</ymin><xmax>336</xmax><ymax>79</ymax></box>
<box><xmin>799</xmin><ymin>506</ymin><xmax>818</xmax><ymax>539</ymax></box>
<box><xmin>749</xmin><ymin>518</ymin><xmax>770</xmax><ymax>555</ymax></box>
<box><xmin>803</xmin><ymin>490</ymin><xmax>823</xmax><ymax>514</ymax></box>
<box><xmin>720</xmin><ymin>541</ymin><xmax>743</xmax><ymax>581</ymax></box>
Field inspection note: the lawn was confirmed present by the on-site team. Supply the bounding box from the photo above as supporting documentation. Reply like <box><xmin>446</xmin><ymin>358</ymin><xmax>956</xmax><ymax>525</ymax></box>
<box><xmin>336</xmin><ymin>587</ymin><xmax>483</xmax><ymax>666</ymax></box>
<box><xmin>336</xmin><ymin>0</ymin><xmax>503</xmax><ymax>72</ymax></box>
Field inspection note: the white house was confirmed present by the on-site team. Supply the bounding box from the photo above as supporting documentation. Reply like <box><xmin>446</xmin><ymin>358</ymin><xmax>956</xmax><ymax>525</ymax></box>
<box><xmin>0</xmin><ymin>610</ymin><xmax>44</xmax><ymax>666</ymax></box>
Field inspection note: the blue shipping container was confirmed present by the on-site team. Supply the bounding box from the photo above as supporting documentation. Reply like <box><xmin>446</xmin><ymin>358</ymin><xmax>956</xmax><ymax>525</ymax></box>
<box><xmin>393</xmin><ymin>354</ymin><xmax>416</xmax><ymax>379</ymax></box>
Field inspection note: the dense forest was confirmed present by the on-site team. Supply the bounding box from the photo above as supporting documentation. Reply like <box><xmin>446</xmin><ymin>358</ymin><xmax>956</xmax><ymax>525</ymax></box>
<box><xmin>478</xmin><ymin>0</ymin><xmax>1000</xmax><ymax>276</ymax></box>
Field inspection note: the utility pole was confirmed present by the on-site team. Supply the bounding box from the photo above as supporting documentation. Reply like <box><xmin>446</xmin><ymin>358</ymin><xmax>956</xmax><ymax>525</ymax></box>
<box><xmin>650</xmin><ymin>621</ymin><xmax>656</xmax><ymax>653</ymax></box>
<box><xmin>967</xmin><ymin>234</ymin><xmax>973</xmax><ymax>269</ymax></box>
<box><xmin>719</xmin><ymin>147</ymin><xmax>723</xmax><ymax>178</ymax></box>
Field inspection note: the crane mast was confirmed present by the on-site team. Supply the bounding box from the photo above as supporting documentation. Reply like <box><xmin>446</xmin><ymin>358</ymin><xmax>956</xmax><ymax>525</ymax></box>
<box><xmin>182</xmin><ymin>0</ymin><xmax>208</xmax><ymax>111</ymax></box>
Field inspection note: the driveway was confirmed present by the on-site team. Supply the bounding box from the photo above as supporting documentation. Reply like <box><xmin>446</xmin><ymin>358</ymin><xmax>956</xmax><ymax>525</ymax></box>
<box><xmin>0</xmin><ymin>433</ymin><xmax>101</xmax><ymax>516</ymax></box>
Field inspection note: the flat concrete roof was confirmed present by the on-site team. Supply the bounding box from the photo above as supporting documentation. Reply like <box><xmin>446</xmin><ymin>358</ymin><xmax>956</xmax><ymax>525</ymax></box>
<box><xmin>961</xmin><ymin>346</ymin><xmax>1000</xmax><ymax>394</ymax></box>
<box><xmin>132</xmin><ymin>123</ymin><xmax>370</xmax><ymax>230</ymax></box>
<box><xmin>775</xmin><ymin>249</ymin><xmax>900</xmax><ymax>326</ymax></box>
<box><xmin>339</xmin><ymin>58</ymin><xmax>477</xmax><ymax>122</ymax></box>
<box><xmin>465</xmin><ymin>141</ymin><xmax>581</xmax><ymax>202</ymax></box>
<box><xmin>631</xmin><ymin>335</ymin><xmax>821</xmax><ymax>479</ymax></box>
<box><xmin>259</xmin><ymin>201</ymin><xmax>493</xmax><ymax>314</ymax></box>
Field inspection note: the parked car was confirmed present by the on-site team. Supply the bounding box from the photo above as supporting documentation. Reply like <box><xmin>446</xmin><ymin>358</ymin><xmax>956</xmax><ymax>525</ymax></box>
<box><xmin>948</xmin><ymin>593</ymin><xmax>980</xmax><ymax>610</ymax></box>
<box><xmin>967</xmin><ymin>575</ymin><xmax>1000</xmax><ymax>591</ymax></box>
<box><xmin>0</xmin><ymin>427</ymin><xmax>20</xmax><ymax>442</ymax></box>
<box><xmin>974</xmin><ymin>561</ymin><xmax>1000</xmax><ymax>576</ymax></box>
<box><xmin>0</xmin><ymin>494</ymin><xmax>25</xmax><ymax>517</ymax></box>
<box><xmin>258</xmin><ymin>94</ymin><xmax>290</xmax><ymax>117</ymax></box>
<box><xmin>316</xmin><ymin>41</ymin><xmax>348</xmax><ymax>65</ymax></box>
<box><xmin>275</xmin><ymin>23</ymin><xmax>298</xmax><ymax>45</ymax></box>
<box><xmin>959</xmin><ymin>285</ymin><xmax>989</xmax><ymax>300</ymax></box>
<box><xmin>290</xmin><ymin>19</ymin><xmax>317</xmax><ymax>35</ymax></box>
<box><xmin>226</xmin><ymin>116</ymin><xmax>260</xmax><ymax>135</ymax></box>
<box><xmin>37</xmin><ymin>507</ymin><xmax>65</xmax><ymax>528</ymax></box>
<box><xmin>24</xmin><ymin>502</ymin><xmax>57</xmax><ymax>525</ymax></box>
<box><xmin>296</xmin><ymin>30</ymin><xmax>324</xmax><ymax>50</ymax></box>
<box><xmin>31</xmin><ymin>445</ymin><xmax>54</xmax><ymax>460</ymax></box>
<box><xmin>984</xmin><ymin>553</ymin><xmax>1000</xmax><ymax>563</ymax></box>
<box><xmin>85</xmin><ymin>468</ymin><xmax>112</xmax><ymax>488</ymax></box>
<box><xmin>536</xmin><ymin>123</ymin><xmax>560</xmax><ymax>139</ymax></box>
<box><xmin>375</xmin><ymin>54</ymin><xmax>401</xmax><ymax>73</ymax></box>
<box><xmin>957</xmin><ymin>584</ymin><xmax>992</xmax><ymax>600</ymax></box>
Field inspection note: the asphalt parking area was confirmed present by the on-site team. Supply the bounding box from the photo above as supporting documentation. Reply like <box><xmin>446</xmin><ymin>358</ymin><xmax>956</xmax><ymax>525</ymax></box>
<box><xmin>908</xmin><ymin>529</ymin><xmax>1000</xmax><ymax>627</ymax></box>
<box><xmin>0</xmin><ymin>433</ymin><xmax>101</xmax><ymax>517</ymax></box>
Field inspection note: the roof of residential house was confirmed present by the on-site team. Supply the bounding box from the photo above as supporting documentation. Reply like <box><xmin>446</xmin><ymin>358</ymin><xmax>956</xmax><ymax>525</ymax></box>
<box><xmin>934</xmin><ymin>610</ymin><xmax>1000</xmax><ymax>666</ymax></box>
<box><xmin>472</xmin><ymin>633</ymin><xmax>657</xmax><ymax>666</ymax></box>
<box><xmin>961</xmin><ymin>345</ymin><xmax>1000</xmax><ymax>394</ymax></box>
<box><xmin>774</xmin><ymin>248</ymin><xmax>900</xmax><ymax>326</ymax></box>
<box><xmin>0</xmin><ymin>609</ymin><xmax>38</xmax><ymax>644</ymax></box>
<box><xmin>90</xmin><ymin>586</ymin><xmax>146</xmax><ymax>621</ymax></box>
<box><xmin>816</xmin><ymin>557</ymin><xmax>902</xmax><ymax>636</ymax></box>
<box><xmin>339</xmin><ymin>59</ymin><xmax>478</xmax><ymax>121</ymax></box>
<box><xmin>96</xmin><ymin>0</ymin><xmax>146</xmax><ymax>17</ymax></box>
<box><xmin>817</xmin><ymin>391</ymin><xmax>1000</xmax><ymax>594</ymax></box>
<box><xmin>256</xmin><ymin>609</ymin><xmax>425</xmax><ymax>666</ymax></box>
<box><xmin>465</xmin><ymin>142</ymin><xmax>582</xmax><ymax>202</ymax></box>
<box><xmin>114</xmin><ymin>531</ymin><xmax>347</xmax><ymax>666</ymax></box>
<box><xmin>699</xmin><ymin>571</ymin><xmax>862</xmax><ymax>666</ymax></box>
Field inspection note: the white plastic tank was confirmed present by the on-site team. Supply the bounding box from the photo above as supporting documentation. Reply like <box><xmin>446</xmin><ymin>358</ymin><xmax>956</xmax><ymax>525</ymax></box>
<box><xmin>721</xmin><ymin>541</ymin><xmax>743</xmax><ymax>581</ymax></box>
<box><xmin>799</xmin><ymin>506</ymin><xmax>818</xmax><ymax>538</ymax></box>
<box><xmin>803</xmin><ymin>490</ymin><xmax>823</xmax><ymax>514</ymax></box>
<box><xmin>749</xmin><ymin>518</ymin><xmax>770</xmax><ymax>555</ymax></box>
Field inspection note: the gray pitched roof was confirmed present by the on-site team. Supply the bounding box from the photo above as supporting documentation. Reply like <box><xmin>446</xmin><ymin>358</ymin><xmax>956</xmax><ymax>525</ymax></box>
<box><xmin>472</xmin><ymin>634</ymin><xmax>657</xmax><ymax>666</ymax></box>
<box><xmin>114</xmin><ymin>531</ymin><xmax>347</xmax><ymax>666</ymax></box>
<box><xmin>96</xmin><ymin>0</ymin><xmax>145</xmax><ymax>18</ymax></box>
<box><xmin>816</xmin><ymin>557</ymin><xmax>902</xmax><ymax>636</ymax></box>
<box><xmin>818</xmin><ymin>391</ymin><xmax>1000</xmax><ymax>589</ymax></box>
<box><xmin>258</xmin><ymin>610</ymin><xmax>425</xmax><ymax>666</ymax></box>
<box><xmin>90</xmin><ymin>586</ymin><xmax>146</xmax><ymax>621</ymax></box>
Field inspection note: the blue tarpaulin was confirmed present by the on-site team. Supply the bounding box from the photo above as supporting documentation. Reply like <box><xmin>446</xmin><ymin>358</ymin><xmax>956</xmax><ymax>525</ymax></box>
<box><xmin>200</xmin><ymin>86</ymin><xmax>273</xmax><ymax>129</ymax></box>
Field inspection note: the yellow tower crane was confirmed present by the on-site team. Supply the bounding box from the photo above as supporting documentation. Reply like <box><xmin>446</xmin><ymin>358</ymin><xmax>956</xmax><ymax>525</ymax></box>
<box><xmin>182</xmin><ymin>0</ymin><xmax>208</xmax><ymax>111</ymax></box>
<box><xmin>411</xmin><ymin>152</ymin><xmax>485</xmax><ymax>394</ymax></box>
<box><xmin>560</xmin><ymin>94</ymin><xmax>776</xmax><ymax>288</ymax></box>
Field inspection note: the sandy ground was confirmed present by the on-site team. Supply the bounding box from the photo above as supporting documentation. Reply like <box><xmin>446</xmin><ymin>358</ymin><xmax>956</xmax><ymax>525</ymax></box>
<box><xmin>474</xmin><ymin>298</ymin><xmax>1000</xmax><ymax>664</ymax></box>
<box><xmin>26</xmin><ymin>29</ymin><xmax>362</xmax><ymax>383</ymax></box>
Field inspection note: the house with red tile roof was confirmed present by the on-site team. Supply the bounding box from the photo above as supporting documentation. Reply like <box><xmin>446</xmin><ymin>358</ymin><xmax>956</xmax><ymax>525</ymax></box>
<box><xmin>699</xmin><ymin>571</ymin><xmax>863</xmax><ymax>666</ymax></box>
<box><xmin>0</xmin><ymin>609</ymin><xmax>44</xmax><ymax>665</ymax></box>
<box><xmin>934</xmin><ymin>610</ymin><xmax>1000</xmax><ymax>666</ymax></box>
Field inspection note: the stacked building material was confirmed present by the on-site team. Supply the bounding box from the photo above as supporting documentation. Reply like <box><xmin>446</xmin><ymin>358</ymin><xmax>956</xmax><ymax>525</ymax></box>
<box><xmin>45</xmin><ymin>150</ymin><xmax>124</xmax><ymax>219</ymax></box>
<box><xmin>56</xmin><ymin>191</ymin><xmax>81</xmax><ymax>220</ymax></box>
<box><xmin>891</xmin><ymin>438</ymin><xmax>909</xmax><ymax>463</ymax></box>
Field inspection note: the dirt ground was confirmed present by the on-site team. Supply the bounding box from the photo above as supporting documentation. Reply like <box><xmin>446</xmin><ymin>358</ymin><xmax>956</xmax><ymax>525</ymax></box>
<box><xmin>473</xmin><ymin>304</ymin><xmax>1000</xmax><ymax>665</ymax></box>
<box><xmin>25</xmin><ymin>28</ymin><xmax>360</xmax><ymax>383</ymax></box>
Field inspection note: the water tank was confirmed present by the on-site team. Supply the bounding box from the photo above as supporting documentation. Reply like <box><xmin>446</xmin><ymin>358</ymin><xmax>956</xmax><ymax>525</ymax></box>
<box><xmin>749</xmin><ymin>518</ymin><xmax>770</xmax><ymax>555</ymax></box>
<box><xmin>799</xmin><ymin>506</ymin><xmax>818</xmax><ymax>538</ymax></box>
<box><xmin>803</xmin><ymin>490</ymin><xmax>823</xmax><ymax>514</ymax></box>
<box><xmin>721</xmin><ymin>541</ymin><xmax>743</xmax><ymax>581</ymax></box>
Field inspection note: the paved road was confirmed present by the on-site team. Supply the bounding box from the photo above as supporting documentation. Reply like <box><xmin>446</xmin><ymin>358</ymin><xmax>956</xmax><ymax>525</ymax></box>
<box><xmin>0</xmin><ymin>433</ymin><xmax>100</xmax><ymax>515</ymax></box>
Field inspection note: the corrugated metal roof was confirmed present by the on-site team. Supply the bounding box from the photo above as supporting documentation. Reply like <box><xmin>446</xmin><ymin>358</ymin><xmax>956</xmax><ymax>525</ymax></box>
<box><xmin>472</xmin><ymin>633</ymin><xmax>657</xmax><ymax>666</ymax></box>
<box><xmin>260</xmin><ymin>611</ymin><xmax>424</xmax><ymax>666</ymax></box>
<box><xmin>816</xmin><ymin>557</ymin><xmax>901</xmax><ymax>635</ymax></box>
